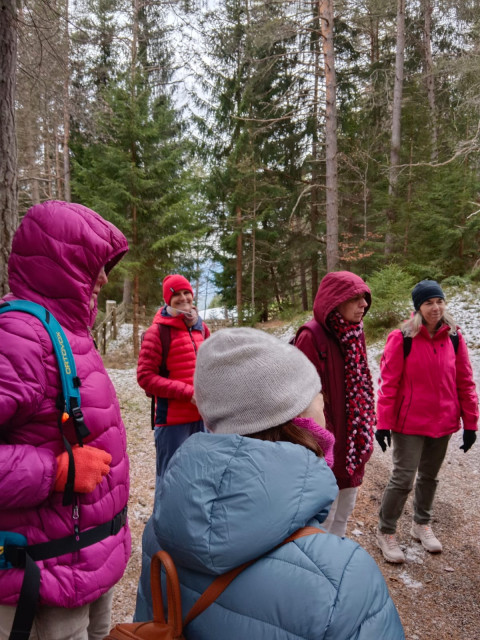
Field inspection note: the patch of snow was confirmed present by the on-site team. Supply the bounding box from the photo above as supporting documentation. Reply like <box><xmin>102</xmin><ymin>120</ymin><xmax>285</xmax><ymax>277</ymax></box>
<box><xmin>404</xmin><ymin>544</ymin><xmax>425</xmax><ymax>565</ymax></box>
<box><xmin>106</xmin><ymin>367</ymin><xmax>137</xmax><ymax>394</ymax></box>
<box><xmin>398</xmin><ymin>570</ymin><xmax>423</xmax><ymax>589</ymax></box>
<box><xmin>200</xmin><ymin>307</ymin><xmax>237</xmax><ymax>321</ymax></box>
<box><xmin>106</xmin><ymin>323</ymin><xmax>134</xmax><ymax>352</ymax></box>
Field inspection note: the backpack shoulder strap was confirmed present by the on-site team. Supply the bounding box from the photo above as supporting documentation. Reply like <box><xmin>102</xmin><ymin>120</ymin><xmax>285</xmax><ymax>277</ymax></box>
<box><xmin>183</xmin><ymin>526</ymin><xmax>324</xmax><ymax>627</ymax></box>
<box><xmin>158</xmin><ymin>324</ymin><xmax>171</xmax><ymax>377</ymax></box>
<box><xmin>402</xmin><ymin>334</ymin><xmax>412</xmax><ymax>359</ymax></box>
<box><xmin>150</xmin><ymin>324</ymin><xmax>171</xmax><ymax>430</ymax></box>
<box><xmin>0</xmin><ymin>299</ymin><xmax>89</xmax><ymax>506</ymax></box>
<box><xmin>450</xmin><ymin>332</ymin><xmax>459</xmax><ymax>354</ymax></box>
<box><xmin>0</xmin><ymin>300</ymin><xmax>87</xmax><ymax>435</ymax></box>
<box><xmin>403</xmin><ymin>331</ymin><xmax>458</xmax><ymax>358</ymax></box>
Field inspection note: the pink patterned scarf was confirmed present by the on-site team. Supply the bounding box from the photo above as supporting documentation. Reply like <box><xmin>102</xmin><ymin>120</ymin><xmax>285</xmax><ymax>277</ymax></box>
<box><xmin>328</xmin><ymin>310</ymin><xmax>376</xmax><ymax>475</ymax></box>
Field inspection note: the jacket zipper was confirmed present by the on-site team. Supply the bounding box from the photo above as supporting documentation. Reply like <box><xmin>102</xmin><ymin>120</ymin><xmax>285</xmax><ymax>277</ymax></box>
<box><xmin>73</xmin><ymin>499</ymin><xmax>80</xmax><ymax>541</ymax></box>
<box><xmin>188</xmin><ymin>327</ymin><xmax>198</xmax><ymax>354</ymax></box>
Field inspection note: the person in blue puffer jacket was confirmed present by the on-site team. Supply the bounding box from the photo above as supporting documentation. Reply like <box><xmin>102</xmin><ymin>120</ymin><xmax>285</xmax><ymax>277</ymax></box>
<box><xmin>134</xmin><ymin>328</ymin><xmax>404</xmax><ymax>639</ymax></box>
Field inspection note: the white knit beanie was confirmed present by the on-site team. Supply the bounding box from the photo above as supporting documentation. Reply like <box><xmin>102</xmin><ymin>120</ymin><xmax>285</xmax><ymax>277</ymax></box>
<box><xmin>194</xmin><ymin>327</ymin><xmax>321</xmax><ymax>435</ymax></box>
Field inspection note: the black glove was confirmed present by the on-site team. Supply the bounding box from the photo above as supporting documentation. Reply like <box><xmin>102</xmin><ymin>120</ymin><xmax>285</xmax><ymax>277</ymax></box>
<box><xmin>375</xmin><ymin>429</ymin><xmax>391</xmax><ymax>453</ymax></box>
<box><xmin>460</xmin><ymin>430</ymin><xmax>476</xmax><ymax>453</ymax></box>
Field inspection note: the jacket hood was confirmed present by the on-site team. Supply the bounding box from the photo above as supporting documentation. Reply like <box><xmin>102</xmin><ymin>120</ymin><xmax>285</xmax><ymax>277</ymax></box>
<box><xmin>313</xmin><ymin>270</ymin><xmax>371</xmax><ymax>326</ymax></box>
<box><xmin>153</xmin><ymin>432</ymin><xmax>338</xmax><ymax>574</ymax></box>
<box><xmin>7</xmin><ymin>201</ymin><xmax>128</xmax><ymax>332</ymax></box>
<box><xmin>153</xmin><ymin>306</ymin><xmax>204</xmax><ymax>331</ymax></box>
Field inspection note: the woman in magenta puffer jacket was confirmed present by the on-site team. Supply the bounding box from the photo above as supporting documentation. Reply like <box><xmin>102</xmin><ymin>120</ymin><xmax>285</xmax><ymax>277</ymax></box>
<box><xmin>375</xmin><ymin>279</ymin><xmax>478</xmax><ymax>564</ymax></box>
<box><xmin>0</xmin><ymin>201</ymin><xmax>131</xmax><ymax>639</ymax></box>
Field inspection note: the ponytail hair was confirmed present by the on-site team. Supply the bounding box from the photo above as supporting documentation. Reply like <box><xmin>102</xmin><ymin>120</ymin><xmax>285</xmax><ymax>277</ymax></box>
<box><xmin>246</xmin><ymin>422</ymin><xmax>324</xmax><ymax>458</ymax></box>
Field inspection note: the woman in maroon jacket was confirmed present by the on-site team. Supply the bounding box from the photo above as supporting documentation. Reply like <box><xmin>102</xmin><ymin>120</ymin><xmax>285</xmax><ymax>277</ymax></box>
<box><xmin>137</xmin><ymin>274</ymin><xmax>210</xmax><ymax>479</ymax></box>
<box><xmin>295</xmin><ymin>271</ymin><xmax>376</xmax><ymax>536</ymax></box>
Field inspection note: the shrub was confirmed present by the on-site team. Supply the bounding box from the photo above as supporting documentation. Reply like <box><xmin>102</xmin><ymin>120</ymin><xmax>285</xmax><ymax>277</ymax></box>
<box><xmin>364</xmin><ymin>264</ymin><xmax>415</xmax><ymax>340</ymax></box>
<box><xmin>441</xmin><ymin>275</ymin><xmax>470</xmax><ymax>287</ymax></box>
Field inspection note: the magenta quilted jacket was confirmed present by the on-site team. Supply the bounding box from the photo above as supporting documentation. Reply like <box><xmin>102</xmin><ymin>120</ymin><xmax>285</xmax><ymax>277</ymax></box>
<box><xmin>0</xmin><ymin>201</ymin><xmax>131</xmax><ymax>608</ymax></box>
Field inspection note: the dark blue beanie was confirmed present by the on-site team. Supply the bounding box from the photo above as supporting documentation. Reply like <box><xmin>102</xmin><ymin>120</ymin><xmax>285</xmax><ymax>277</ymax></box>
<box><xmin>412</xmin><ymin>280</ymin><xmax>445</xmax><ymax>311</ymax></box>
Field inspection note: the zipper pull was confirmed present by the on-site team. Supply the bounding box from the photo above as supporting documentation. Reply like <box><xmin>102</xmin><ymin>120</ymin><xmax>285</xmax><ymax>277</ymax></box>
<box><xmin>73</xmin><ymin>503</ymin><xmax>80</xmax><ymax>541</ymax></box>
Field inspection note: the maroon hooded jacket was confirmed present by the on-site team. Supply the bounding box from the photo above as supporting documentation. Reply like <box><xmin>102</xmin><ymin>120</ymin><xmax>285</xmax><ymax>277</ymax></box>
<box><xmin>295</xmin><ymin>271</ymin><xmax>373</xmax><ymax>489</ymax></box>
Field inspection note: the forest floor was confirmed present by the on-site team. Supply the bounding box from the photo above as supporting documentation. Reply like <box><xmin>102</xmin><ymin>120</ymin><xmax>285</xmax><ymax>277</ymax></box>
<box><xmin>104</xmin><ymin>322</ymin><xmax>480</xmax><ymax>640</ymax></box>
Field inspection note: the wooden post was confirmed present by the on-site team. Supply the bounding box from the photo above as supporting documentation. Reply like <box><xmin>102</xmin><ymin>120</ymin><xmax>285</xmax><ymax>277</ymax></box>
<box><xmin>102</xmin><ymin>323</ymin><xmax>107</xmax><ymax>355</ymax></box>
<box><xmin>106</xmin><ymin>300</ymin><xmax>116</xmax><ymax>341</ymax></box>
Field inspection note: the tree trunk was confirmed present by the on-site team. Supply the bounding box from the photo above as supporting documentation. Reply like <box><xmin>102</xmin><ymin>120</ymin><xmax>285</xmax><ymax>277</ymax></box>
<box><xmin>63</xmin><ymin>0</ymin><xmax>71</xmax><ymax>202</ymax></box>
<box><xmin>123</xmin><ymin>278</ymin><xmax>133</xmax><ymax>305</ymax></box>
<box><xmin>236</xmin><ymin>206</ymin><xmax>243</xmax><ymax>325</ymax></box>
<box><xmin>300</xmin><ymin>261</ymin><xmax>308</xmax><ymax>311</ymax></box>
<box><xmin>25</xmin><ymin>111</ymin><xmax>40</xmax><ymax>204</ymax></box>
<box><xmin>422</xmin><ymin>0</ymin><xmax>438</xmax><ymax>162</ymax></box>
<box><xmin>0</xmin><ymin>0</ymin><xmax>18</xmax><ymax>295</ymax></box>
<box><xmin>133</xmin><ymin>272</ymin><xmax>139</xmax><ymax>358</ymax></box>
<box><xmin>269</xmin><ymin>266</ymin><xmax>282</xmax><ymax>312</ymax></box>
<box><xmin>310</xmin><ymin>1</ymin><xmax>321</xmax><ymax>301</ymax></box>
<box><xmin>403</xmin><ymin>138</ymin><xmax>414</xmax><ymax>253</ymax></box>
<box><xmin>320</xmin><ymin>0</ymin><xmax>339</xmax><ymax>272</ymax></box>
<box><xmin>385</xmin><ymin>0</ymin><xmax>405</xmax><ymax>255</ymax></box>
<box><xmin>43</xmin><ymin>112</ymin><xmax>53</xmax><ymax>199</ymax></box>
<box><xmin>55</xmin><ymin>130</ymin><xmax>63</xmax><ymax>199</ymax></box>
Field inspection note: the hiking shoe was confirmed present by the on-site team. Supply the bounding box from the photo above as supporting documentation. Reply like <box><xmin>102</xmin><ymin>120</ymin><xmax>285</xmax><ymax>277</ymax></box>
<box><xmin>410</xmin><ymin>523</ymin><xmax>442</xmax><ymax>553</ymax></box>
<box><xmin>376</xmin><ymin>529</ymin><xmax>405</xmax><ymax>563</ymax></box>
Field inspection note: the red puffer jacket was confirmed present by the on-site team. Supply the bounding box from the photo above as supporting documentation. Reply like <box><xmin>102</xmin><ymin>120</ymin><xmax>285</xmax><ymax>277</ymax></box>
<box><xmin>378</xmin><ymin>324</ymin><xmax>478</xmax><ymax>436</ymax></box>
<box><xmin>137</xmin><ymin>308</ymin><xmax>210</xmax><ymax>426</ymax></box>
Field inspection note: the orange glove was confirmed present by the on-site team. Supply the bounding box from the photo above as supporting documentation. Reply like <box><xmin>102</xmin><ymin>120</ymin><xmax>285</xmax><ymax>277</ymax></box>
<box><xmin>54</xmin><ymin>445</ymin><xmax>112</xmax><ymax>493</ymax></box>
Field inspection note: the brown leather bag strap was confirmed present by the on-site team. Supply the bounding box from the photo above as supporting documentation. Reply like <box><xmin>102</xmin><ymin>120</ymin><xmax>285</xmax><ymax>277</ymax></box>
<box><xmin>183</xmin><ymin>525</ymin><xmax>324</xmax><ymax>627</ymax></box>
<box><xmin>150</xmin><ymin>550</ymin><xmax>184</xmax><ymax>636</ymax></box>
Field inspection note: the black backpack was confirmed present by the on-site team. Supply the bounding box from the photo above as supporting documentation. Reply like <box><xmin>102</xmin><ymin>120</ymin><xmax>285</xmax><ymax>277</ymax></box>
<box><xmin>402</xmin><ymin>332</ymin><xmax>459</xmax><ymax>358</ymax></box>
<box><xmin>139</xmin><ymin>324</ymin><xmax>172</xmax><ymax>430</ymax></box>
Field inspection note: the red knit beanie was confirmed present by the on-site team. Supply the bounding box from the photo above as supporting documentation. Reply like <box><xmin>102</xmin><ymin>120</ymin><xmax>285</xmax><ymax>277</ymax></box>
<box><xmin>163</xmin><ymin>274</ymin><xmax>193</xmax><ymax>305</ymax></box>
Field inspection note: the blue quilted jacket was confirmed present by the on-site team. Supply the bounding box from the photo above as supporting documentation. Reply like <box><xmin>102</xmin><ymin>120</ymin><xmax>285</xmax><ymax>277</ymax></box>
<box><xmin>135</xmin><ymin>432</ymin><xmax>404</xmax><ymax>639</ymax></box>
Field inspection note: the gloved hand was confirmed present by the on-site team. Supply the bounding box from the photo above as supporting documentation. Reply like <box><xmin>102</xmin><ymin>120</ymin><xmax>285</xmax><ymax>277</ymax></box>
<box><xmin>55</xmin><ymin>445</ymin><xmax>112</xmax><ymax>493</ymax></box>
<box><xmin>375</xmin><ymin>429</ymin><xmax>391</xmax><ymax>453</ymax></box>
<box><xmin>459</xmin><ymin>430</ymin><xmax>476</xmax><ymax>453</ymax></box>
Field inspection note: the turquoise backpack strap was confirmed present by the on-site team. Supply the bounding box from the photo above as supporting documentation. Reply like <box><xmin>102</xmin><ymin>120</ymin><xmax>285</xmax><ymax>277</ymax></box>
<box><xmin>0</xmin><ymin>300</ymin><xmax>90</xmax><ymax>506</ymax></box>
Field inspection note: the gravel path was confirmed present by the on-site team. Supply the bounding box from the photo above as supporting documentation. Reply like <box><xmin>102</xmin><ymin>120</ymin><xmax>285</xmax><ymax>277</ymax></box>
<box><xmin>106</xmin><ymin>327</ymin><xmax>480</xmax><ymax>640</ymax></box>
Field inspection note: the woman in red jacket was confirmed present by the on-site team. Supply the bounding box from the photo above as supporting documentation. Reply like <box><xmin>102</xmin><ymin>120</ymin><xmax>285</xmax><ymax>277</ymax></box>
<box><xmin>295</xmin><ymin>271</ymin><xmax>376</xmax><ymax>537</ymax></box>
<box><xmin>375</xmin><ymin>280</ymin><xmax>478</xmax><ymax>563</ymax></box>
<box><xmin>137</xmin><ymin>274</ymin><xmax>210</xmax><ymax>479</ymax></box>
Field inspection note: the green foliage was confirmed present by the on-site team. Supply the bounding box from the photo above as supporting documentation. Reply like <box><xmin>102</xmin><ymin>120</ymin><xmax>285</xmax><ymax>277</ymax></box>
<box><xmin>15</xmin><ymin>0</ymin><xmax>480</xmax><ymax>316</ymax></box>
<box><xmin>71</xmin><ymin>67</ymin><xmax>205</xmax><ymax>307</ymax></box>
<box><xmin>363</xmin><ymin>264</ymin><xmax>415</xmax><ymax>340</ymax></box>
<box><xmin>441</xmin><ymin>275</ymin><xmax>470</xmax><ymax>288</ymax></box>
<box><xmin>208</xmin><ymin>293</ymin><xmax>224</xmax><ymax>309</ymax></box>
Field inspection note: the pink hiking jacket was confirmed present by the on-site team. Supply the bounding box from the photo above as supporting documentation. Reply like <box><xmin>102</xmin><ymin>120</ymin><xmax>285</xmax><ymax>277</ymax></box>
<box><xmin>377</xmin><ymin>324</ymin><xmax>478</xmax><ymax>436</ymax></box>
<box><xmin>0</xmin><ymin>201</ymin><xmax>131</xmax><ymax>608</ymax></box>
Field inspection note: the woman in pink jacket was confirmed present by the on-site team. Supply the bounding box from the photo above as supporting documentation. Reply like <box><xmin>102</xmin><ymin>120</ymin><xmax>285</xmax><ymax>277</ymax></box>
<box><xmin>0</xmin><ymin>201</ymin><xmax>130</xmax><ymax>639</ymax></box>
<box><xmin>376</xmin><ymin>279</ymin><xmax>478</xmax><ymax>564</ymax></box>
